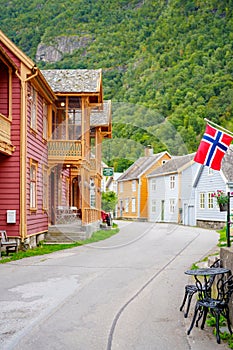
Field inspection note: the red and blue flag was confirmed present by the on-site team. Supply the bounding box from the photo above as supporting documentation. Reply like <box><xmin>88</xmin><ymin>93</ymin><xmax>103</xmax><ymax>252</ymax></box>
<box><xmin>194</xmin><ymin>124</ymin><xmax>233</xmax><ymax>170</ymax></box>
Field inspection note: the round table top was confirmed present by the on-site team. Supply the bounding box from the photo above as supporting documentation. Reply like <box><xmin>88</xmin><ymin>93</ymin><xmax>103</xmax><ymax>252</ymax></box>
<box><xmin>185</xmin><ymin>267</ymin><xmax>230</xmax><ymax>276</ymax></box>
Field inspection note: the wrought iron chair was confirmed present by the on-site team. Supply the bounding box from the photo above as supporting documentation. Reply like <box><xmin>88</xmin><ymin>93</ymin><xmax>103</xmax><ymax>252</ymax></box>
<box><xmin>187</xmin><ymin>274</ymin><xmax>233</xmax><ymax>344</ymax></box>
<box><xmin>180</xmin><ymin>258</ymin><xmax>221</xmax><ymax>318</ymax></box>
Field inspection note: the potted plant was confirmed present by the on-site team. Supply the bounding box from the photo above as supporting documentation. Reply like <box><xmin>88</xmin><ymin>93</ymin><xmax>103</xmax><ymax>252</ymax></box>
<box><xmin>211</xmin><ymin>190</ymin><xmax>229</xmax><ymax>211</ymax></box>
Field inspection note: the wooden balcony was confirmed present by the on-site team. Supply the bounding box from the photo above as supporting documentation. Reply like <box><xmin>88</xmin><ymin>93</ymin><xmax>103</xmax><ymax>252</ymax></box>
<box><xmin>0</xmin><ymin>114</ymin><xmax>15</xmax><ymax>155</ymax></box>
<box><xmin>48</xmin><ymin>140</ymin><xmax>82</xmax><ymax>165</ymax></box>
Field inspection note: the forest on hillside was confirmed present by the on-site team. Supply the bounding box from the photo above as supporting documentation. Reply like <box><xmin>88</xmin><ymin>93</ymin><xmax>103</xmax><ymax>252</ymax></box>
<box><xmin>1</xmin><ymin>0</ymin><xmax>233</xmax><ymax>169</ymax></box>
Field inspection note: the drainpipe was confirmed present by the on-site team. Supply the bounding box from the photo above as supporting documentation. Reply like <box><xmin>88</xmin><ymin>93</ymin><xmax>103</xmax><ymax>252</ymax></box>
<box><xmin>15</xmin><ymin>68</ymin><xmax>39</xmax><ymax>242</ymax></box>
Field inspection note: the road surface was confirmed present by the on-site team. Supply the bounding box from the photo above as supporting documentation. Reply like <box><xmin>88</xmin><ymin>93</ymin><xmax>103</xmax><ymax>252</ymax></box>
<box><xmin>0</xmin><ymin>221</ymin><xmax>228</xmax><ymax>349</ymax></box>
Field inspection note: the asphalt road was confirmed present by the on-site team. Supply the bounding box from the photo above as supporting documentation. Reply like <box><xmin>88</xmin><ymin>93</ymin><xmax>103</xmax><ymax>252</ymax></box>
<box><xmin>0</xmin><ymin>221</ymin><xmax>229</xmax><ymax>350</ymax></box>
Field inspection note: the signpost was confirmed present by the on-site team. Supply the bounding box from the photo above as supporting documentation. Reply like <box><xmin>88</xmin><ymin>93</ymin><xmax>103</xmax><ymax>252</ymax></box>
<box><xmin>103</xmin><ymin>167</ymin><xmax>114</xmax><ymax>176</ymax></box>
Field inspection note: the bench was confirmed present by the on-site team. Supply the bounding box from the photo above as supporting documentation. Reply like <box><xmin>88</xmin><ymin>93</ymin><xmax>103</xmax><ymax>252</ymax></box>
<box><xmin>0</xmin><ymin>230</ymin><xmax>18</xmax><ymax>256</ymax></box>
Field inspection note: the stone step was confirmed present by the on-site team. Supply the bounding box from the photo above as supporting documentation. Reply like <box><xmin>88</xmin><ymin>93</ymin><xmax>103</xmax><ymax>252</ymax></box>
<box><xmin>46</xmin><ymin>223</ymin><xmax>87</xmax><ymax>243</ymax></box>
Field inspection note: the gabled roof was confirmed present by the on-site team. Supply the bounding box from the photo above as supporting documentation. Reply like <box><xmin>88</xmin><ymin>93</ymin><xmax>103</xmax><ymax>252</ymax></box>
<box><xmin>148</xmin><ymin>153</ymin><xmax>195</xmax><ymax>177</ymax></box>
<box><xmin>41</xmin><ymin>69</ymin><xmax>102</xmax><ymax>94</ymax></box>
<box><xmin>117</xmin><ymin>151</ymin><xmax>170</xmax><ymax>181</ymax></box>
<box><xmin>0</xmin><ymin>30</ymin><xmax>35</xmax><ymax>69</ymax></box>
<box><xmin>193</xmin><ymin>145</ymin><xmax>233</xmax><ymax>187</ymax></box>
<box><xmin>221</xmin><ymin>146</ymin><xmax>233</xmax><ymax>182</ymax></box>
<box><xmin>91</xmin><ymin>100</ymin><xmax>111</xmax><ymax>126</ymax></box>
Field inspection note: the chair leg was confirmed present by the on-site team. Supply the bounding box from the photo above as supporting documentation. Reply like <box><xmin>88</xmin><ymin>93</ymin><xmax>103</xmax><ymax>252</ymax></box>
<box><xmin>180</xmin><ymin>290</ymin><xmax>188</xmax><ymax>312</ymax></box>
<box><xmin>187</xmin><ymin>303</ymin><xmax>200</xmax><ymax>335</ymax></box>
<box><xmin>200</xmin><ymin>307</ymin><xmax>208</xmax><ymax>329</ymax></box>
<box><xmin>215</xmin><ymin>311</ymin><xmax>221</xmax><ymax>344</ymax></box>
<box><xmin>184</xmin><ymin>292</ymin><xmax>195</xmax><ymax>318</ymax></box>
<box><xmin>225</xmin><ymin>307</ymin><xmax>232</xmax><ymax>335</ymax></box>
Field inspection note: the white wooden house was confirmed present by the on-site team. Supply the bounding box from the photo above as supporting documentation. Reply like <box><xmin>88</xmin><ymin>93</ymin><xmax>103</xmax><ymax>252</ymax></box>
<box><xmin>147</xmin><ymin>154</ymin><xmax>200</xmax><ymax>225</ymax></box>
<box><xmin>193</xmin><ymin>146</ymin><xmax>233</xmax><ymax>229</ymax></box>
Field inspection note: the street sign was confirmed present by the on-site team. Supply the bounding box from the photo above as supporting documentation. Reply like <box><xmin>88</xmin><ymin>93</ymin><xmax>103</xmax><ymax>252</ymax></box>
<box><xmin>103</xmin><ymin>167</ymin><xmax>114</xmax><ymax>176</ymax></box>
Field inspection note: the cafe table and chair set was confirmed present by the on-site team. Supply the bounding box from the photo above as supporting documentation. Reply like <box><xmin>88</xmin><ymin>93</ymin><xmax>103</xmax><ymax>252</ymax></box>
<box><xmin>180</xmin><ymin>259</ymin><xmax>233</xmax><ymax>344</ymax></box>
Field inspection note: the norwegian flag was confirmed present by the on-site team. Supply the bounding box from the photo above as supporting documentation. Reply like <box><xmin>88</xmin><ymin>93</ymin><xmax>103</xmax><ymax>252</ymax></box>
<box><xmin>194</xmin><ymin>124</ymin><xmax>233</xmax><ymax>170</ymax></box>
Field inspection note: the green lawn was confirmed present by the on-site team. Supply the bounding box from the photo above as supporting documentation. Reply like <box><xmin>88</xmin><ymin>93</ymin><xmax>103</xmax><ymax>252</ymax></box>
<box><xmin>0</xmin><ymin>227</ymin><xmax>119</xmax><ymax>264</ymax></box>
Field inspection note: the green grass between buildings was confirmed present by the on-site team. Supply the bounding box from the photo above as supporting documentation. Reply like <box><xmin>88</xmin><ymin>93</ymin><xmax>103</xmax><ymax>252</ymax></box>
<box><xmin>0</xmin><ymin>226</ymin><xmax>119</xmax><ymax>264</ymax></box>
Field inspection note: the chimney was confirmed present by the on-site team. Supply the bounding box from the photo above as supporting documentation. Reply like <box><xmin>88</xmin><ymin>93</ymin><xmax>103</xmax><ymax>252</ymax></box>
<box><xmin>144</xmin><ymin>145</ymin><xmax>153</xmax><ymax>157</ymax></box>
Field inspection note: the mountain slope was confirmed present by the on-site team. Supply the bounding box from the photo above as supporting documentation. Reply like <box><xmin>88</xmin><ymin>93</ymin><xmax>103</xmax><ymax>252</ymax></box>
<box><xmin>1</xmin><ymin>0</ymin><xmax>232</xmax><ymax>162</ymax></box>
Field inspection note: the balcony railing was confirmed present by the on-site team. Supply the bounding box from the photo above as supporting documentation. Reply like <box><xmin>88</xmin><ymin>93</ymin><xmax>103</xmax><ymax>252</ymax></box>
<box><xmin>0</xmin><ymin>114</ymin><xmax>15</xmax><ymax>155</ymax></box>
<box><xmin>48</xmin><ymin>140</ymin><xmax>82</xmax><ymax>160</ymax></box>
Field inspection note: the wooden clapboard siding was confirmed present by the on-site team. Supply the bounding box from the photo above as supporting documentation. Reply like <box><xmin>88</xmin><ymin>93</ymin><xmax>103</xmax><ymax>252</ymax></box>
<box><xmin>0</xmin><ymin>61</ymin><xmax>9</xmax><ymax>116</ymax></box>
<box><xmin>26</xmin><ymin>83</ymin><xmax>49</xmax><ymax>236</ymax></box>
<box><xmin>0</xmin><ymin>72</ymin><xmax>21</xmax><ymax>237</ymax></box>
<box><xmin>140</xmin><ymin>153</ymin><xmax>171</xmax><ymax>219</ymax></box>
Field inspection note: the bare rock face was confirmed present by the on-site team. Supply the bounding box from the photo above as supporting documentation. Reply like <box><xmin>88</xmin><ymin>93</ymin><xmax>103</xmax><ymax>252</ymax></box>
<box><xmin>36</xmin><ymin>35</ymin><xmax>91</xmax><ymax>63</ymax></box>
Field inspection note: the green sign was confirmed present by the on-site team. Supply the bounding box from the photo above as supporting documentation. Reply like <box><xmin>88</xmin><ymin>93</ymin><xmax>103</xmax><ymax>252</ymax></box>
<box><xmin>103</xmin><ymin>167</ymin><xmax>114</xmax><ymax>176</ymax></box>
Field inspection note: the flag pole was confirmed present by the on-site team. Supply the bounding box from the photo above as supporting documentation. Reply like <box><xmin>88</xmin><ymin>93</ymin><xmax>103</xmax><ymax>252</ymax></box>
<box><xmin>204</xmin><ymin>118</ymin><xmax>233</xmax><ymax>138</ymax></box>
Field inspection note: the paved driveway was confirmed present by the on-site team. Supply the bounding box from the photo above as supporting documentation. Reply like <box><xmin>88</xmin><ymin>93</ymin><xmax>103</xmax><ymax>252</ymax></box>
<box><xmin>0</xmin><ymin>222</ymin><xmax>229</xmax><ymax>349</ymax></box>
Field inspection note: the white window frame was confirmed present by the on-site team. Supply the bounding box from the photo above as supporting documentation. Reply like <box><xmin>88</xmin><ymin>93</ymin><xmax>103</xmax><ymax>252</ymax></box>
<box><xmin>152</xmin><ymin>199</ymin><xmax>156</xmax><ymax>213</ymax></box>
<box><xmin>170</xmin><ymin>175</ymin><xmax>175</xmax><ymax>189</ymax></box>
<box><xmin>132</xmin><ymin>198</ymin><xmax>136</xmax><ymax>213</ymax></box>
<box><xmin>125</xmin><ymin>198</ymin><xmax>129</xmax><ymax>213</ymax></box>
<box><xmin>208</xmin><ymin>192</ymin><xmax>213</xmax><ymax>209</ymax></box>
<box><xmin>151</xmin><ymin>179</ymin><xmax>156</xmax><ymax>191</ymax></box>
<box><xmin>200</xmin><ymin>192</ymin><xmax>205</xmax><ymax>209</ymax></box>
<box><xmin>169</xmin><ymin>198</ymin><xmax>175</xmax><ymax>213</ymax></box>
<box><xmin>132</xmin><ymin>180</ymin><xmax>136</xmax><ymax>192</ymax></box>
<box><xmin>119</xmin><ymin>182</ymin><xmax>123</xmax><ymax>193</ymax></box>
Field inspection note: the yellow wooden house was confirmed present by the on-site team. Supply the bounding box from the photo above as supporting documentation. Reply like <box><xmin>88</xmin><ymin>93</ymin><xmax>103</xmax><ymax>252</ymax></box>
<box><xmin>117</xmin><ymin>149</ymin><xmax>171</xmax><ymax>220</ymax></box>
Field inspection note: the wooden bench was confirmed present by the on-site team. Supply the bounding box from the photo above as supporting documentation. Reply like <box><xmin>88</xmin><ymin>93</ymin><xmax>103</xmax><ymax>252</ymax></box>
<box><xmin>0</xmin><ymin>230</ymin><xmax>18</xmax><ymax>256</ymax></box>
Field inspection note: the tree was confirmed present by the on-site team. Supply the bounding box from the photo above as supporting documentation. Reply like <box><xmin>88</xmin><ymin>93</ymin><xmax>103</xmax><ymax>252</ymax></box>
<box><xmin>101</xmin><ymin>191</ymin><xmax>118</xmax><ymax>212</ymax></box>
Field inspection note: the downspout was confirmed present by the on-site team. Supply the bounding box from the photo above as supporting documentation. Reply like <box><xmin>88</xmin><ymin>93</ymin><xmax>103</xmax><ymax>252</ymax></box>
<box><xmin>15</xmin><ymin>68</ymin><xmax>39</xmax><ymax>242</ymax></box>
<box><xmin>178</xmin><ymin>171</ymin><xmax>182</xmax><ymax>223</ymax></box>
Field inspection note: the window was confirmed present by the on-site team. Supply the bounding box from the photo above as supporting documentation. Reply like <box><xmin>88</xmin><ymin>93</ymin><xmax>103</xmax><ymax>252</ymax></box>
<box><xmin>170</xmin><ymin>175</ymin><xmax>175</xmax><ymax>189</ymax></box>
<box><xmin>208</xmin><ymin>192</ymin><xmax>213</xmax><ymax>209</ymax></box>
<box><xmin>125</xmin><ymin>198</ymin><xmax>129</xmax><ymax>213</ymax></box>
<box><xmin>42</xmin><ymin>166</ymin><xmax>48</xmax><ymax>210</ymax></box>
<box><xmin>43</xmin><ymin>101</ymin><xmax>48</xmax><ymax>140</ymax></box>
<box><xmin>152</xmin><ymin>199</ymin><xmax>156</xmax><ymax>213</ymax></box>
<box><xmin>208</xmin><ymin>168</ymin><xmax>213</xmax><ymax>176</ymax></box>
<box><xmin>30</xmin><ymin>160</ymin><xmax>37</xmax><ymax>209</ymax></box>
<box><xmin>152</xmin><ymin>179</ymin><xmax>156</xmax><ymax>191</ymax></box>
<box><xmin>119</xmin><ymin>182</ymin><xmax>123</xmax><ymax>193</ymax></box>
<box><xmin>30</xmin><ymin>86</ymin><xmax>37</xmax><ymax>130</ymax></box>
<box><xmin>169</xmin><ymin>199</ymin><xmax>175</xmax><ymax>213</ymax></box>
<box><xmin>132</xmin><ymin>180</ymin><xmax>136</xmax><ymax>192</ymax></box>
<box><xmin>132</xmin><ymin>198</ymin><xmax>136</xmax><ymax>213</ymax></box>
<box><xmin>200</xmin><ymin>192</ymin><xmax>205</xmax><ymax>209</ymax></box>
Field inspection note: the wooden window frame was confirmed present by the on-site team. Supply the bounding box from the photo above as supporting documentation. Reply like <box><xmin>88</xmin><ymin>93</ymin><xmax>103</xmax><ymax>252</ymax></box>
<box><xmin>30</xmin><ymin>159</ymin><xmax>38</xmax><ymax>210</ymax></box>
<box><xmin>42</xmin><ymin>165</ymin><xmax>48</xmax><ymax>211</ymax></box>
<box><xmin>43</xmin><ymin>101</ymin><xmax>48</xmax><ymax>140</ymax></box>
<box><xmin>30</xmin><ymin>86</ymin><xmax>37</xmax><ymax>131</ymax></box>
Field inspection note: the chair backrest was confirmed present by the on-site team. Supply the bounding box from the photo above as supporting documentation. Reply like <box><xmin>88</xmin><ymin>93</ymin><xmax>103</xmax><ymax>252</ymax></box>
<box><xmin>216</xmin><ymin>274</ymin><xmax>233</xmax><ymax>304</ymax></box>
<box><xmin>0</xmin><ymin>230</ymin><xmax>7</xmax><ymax>242</ymax></box>
<box><xmin>210</xmin><ymin>258</ymin><xmax>222</xmax><ymax>268</ymax></box>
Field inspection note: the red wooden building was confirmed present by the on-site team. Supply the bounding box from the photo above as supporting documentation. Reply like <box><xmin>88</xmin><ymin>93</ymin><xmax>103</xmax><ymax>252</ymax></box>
<box><xmin>0</xmin><ymin>30</ymin><xmax>111</xmax><ymax>248</ymax></box>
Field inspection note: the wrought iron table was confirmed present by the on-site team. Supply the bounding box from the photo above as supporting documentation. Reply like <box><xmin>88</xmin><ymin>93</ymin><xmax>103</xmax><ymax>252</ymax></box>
<box><xmin>185</xmin><ymin>267</ymin><xmax>232</xmax><ymax>344</ymax></box>
<box><xmin>185</xmin><ymin>267</ymin><xmax>230</xmax><ymax>297</ymax></box>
